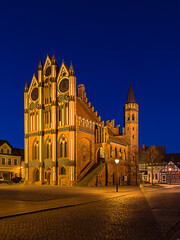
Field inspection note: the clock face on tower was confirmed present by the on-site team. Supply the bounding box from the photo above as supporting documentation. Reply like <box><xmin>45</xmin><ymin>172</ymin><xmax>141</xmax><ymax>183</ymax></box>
<box><xmin>59</xmin><ymin>78</ymin><xmax>69</xmax><ymax>93</ymax></box>
<box><xmin>31</xmin><ymin>88</ymin><xmax>38</xmax><ymax>101</ymax></box>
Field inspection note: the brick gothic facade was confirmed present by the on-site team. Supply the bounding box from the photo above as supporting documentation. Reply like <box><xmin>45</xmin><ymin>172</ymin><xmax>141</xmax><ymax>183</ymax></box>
<box><xmin>24</xmin><ymin>53</ymin><xmax>139</xmax><ymax>186</ymax></box>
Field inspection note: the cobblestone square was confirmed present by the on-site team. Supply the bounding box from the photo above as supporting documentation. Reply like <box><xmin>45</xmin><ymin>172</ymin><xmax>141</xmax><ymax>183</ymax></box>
<box><xmin>0</xmin><ymin>185</ymin><xmax>179</xmax><ymax>240</ymax></box>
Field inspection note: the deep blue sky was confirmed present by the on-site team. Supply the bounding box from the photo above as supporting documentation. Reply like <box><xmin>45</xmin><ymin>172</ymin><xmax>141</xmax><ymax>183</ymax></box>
<box><xmin>0</xmin><ymin>0</ymin><xmax>180</xmax><ymax>153</ymax></box>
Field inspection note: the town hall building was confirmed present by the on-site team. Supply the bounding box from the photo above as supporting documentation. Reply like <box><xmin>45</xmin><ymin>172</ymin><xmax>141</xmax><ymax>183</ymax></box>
<box><xmin>24</xmin><ymin>53</ymin><xmax>139</xmax><ymax>186</ymax></box>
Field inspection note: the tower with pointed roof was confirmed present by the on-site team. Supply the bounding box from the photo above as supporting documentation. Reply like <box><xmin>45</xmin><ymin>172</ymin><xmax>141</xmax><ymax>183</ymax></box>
<box><xmin>124</xmin><ymin>83</ymin><xmax>139</xmax><ymax>184</ymax></box>
<box><xmin>24</xmin><ymin>54</ymin><xmax>139</xmax><ymax>186</ymax></box>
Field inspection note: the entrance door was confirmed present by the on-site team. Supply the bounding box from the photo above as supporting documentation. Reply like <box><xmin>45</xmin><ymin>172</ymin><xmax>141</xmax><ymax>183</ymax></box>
<box><xmin>97</xmin><ymin>147</ymin><xmax>105</xmax><ymax>163</ymax></box>
<box><xmin>47</xmin><ymin>173</ymin><xmax>51</xmax><ymax>185</ymax></box>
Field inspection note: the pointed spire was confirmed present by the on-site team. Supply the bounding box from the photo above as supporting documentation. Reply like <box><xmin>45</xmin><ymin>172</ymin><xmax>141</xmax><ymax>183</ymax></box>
<box><xmin>52</xmin><ymin>51</ymin><xmax>57</xmax><ymax>65</ymax></box>
<box><xmin>24</xmin><ymin>81</ymin><xmax>29</xmax><ymax>93</ymax></box>
<box><xmin>47</xmin><ymin>53</ymin><xmax>51</xmax><ymax>59</ymax></box>
<box><xmin>126</xmin><ymin>83</ymin><xmax>136</xmax><ymax>104</ymax></box>
<box><xmin>69</xmin><ymin>61</ymin><xmax>75</xmax><ymax>76</ymax></box>
<box><xmin>38</xmin><ymin>58</ymin><xmax>43</xmax><ymax>70</ymax></box>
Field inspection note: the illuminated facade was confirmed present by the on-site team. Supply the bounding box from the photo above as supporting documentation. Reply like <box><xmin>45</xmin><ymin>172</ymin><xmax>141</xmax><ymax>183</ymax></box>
<box><xmin>0</xmin><ymin>140</ymin><xmax>23</xmax><ymax>180</ymax></box>
<box><xmin>24</xmin><ymin>53</ymin><xmax>139</xmax><ymax>186</ymax></box>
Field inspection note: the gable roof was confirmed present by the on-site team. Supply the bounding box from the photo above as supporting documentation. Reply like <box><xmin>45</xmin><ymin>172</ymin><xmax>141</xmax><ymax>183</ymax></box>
<box><xmin>109</xmin><ymin>136</ymin><xmax>129</xmax><ymax>146</ymax></box>
<box><xmin>0</xmin><ymin>140</ymin><xmax>12</xmax><ymax>148</ymax></box>
<box><xmin>164</xmin><ymin>153</ymin><xmax>180</xmax><ymax>167</ymax></box>
<box><xmin>76</xmin><ymin>97</ymin><xmax>98</xmax><ymax>122</ymax></box>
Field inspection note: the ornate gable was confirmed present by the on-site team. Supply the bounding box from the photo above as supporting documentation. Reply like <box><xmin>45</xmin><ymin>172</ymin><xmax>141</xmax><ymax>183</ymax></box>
<box><xmin>29</xmin><ymin>74</ymin><xmax>38</xmax><ymax>93</ymax></box>
<box><xmin>28</xmin><ymin>74</ymin><xmax>38</xmax><ymax>104</ymax></box>
<box><xmin>43</xmin><ymin>54</ymin><xmax>52</xmax><ymax>80</ymax></box>
<box><xmin>57</xmin><ymin>60</ymin><xmax>69</xmax><ymax>84</ymax></box>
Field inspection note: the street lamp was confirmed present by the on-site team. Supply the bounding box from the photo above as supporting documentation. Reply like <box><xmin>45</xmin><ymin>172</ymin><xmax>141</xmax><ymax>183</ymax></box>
<box><xmin>20</xmin><ymin>166</ymin><xmax>23</xmax><ymax>178</ymax></box>
<box><xmin>168</xmin><ymin>167</ymin><xmax>172</xmax><ymax>185</ymax></box>
<box><xmin>115</xmin><ymin>159</ymin><xmax>119</xmax><ymax>192</ymax></box>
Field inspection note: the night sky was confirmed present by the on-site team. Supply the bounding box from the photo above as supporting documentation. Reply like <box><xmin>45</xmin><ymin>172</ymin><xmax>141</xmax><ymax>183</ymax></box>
<box><xmin>0</xmin><ymin>0</ymin><xmax>180</xmax><ymax>153</ymax></box>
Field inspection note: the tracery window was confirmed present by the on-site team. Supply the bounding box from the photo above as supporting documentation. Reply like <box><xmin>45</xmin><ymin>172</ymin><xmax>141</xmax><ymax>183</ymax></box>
<box><xmin>46</xmin><ymin>138</ymin><xmax>52</xmax><ymax>159</ymax></box>
<box><xmin>59</xmin><ymin>136</ymin><xmax>68</xmax><ymax>158</ymax></box>
<box><xmin>33</xmin><ymin>139</ymin><xmax>39</xmax><ymax>160</ymax></box>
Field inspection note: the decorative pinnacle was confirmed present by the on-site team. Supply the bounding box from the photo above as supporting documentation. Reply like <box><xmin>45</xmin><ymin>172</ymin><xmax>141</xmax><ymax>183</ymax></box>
<box><xmin>24</xmin><ymin>80</ymin><xmax>29</xmax><ymax>92</ymax></box>
<box><xmin>38</xmin><ymin>58</ymin><xmax>43</xmax><ymax>70</ymax></box>
<box><xmin>69</xmin><ymin>61</ymin><xmax>75</xmax><ymax>76</ymax></box>
<box><xmin>52</xmin><ymin>51</ymin><xmax>57</xmax><ymax>65</ymax></box>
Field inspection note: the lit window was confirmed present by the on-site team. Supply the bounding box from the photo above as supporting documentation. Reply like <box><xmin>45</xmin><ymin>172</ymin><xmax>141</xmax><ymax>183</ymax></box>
<box><xmin>2</xmin><ymin>158</ymin><xmax>5</xmax><ymax>165</ymax></box>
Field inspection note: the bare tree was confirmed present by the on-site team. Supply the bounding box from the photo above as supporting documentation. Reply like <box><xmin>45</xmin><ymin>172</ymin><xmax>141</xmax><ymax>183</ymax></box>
<box><xmin>144</xmin><ymin>146</ymin><xmax>164</xmax><ymax>185</ymax></box>
<box><xmin>127</xmin><ymin>146</ymin><xmax>139</xmax><ymax>185</ymax></box>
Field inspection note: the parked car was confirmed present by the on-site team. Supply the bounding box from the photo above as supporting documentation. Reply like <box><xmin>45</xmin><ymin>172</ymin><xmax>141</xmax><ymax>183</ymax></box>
<box><xmin>0</xmin><ymin>177</ymin><xmax>4</xmax><ymax>182</ymax></box>
<box><xmin>0</xmin><ymin>177</ymin><xmax>8</xmax><ymax>183</ymax></box>
<box><xmin>12</xmin><ymin>177</ymin><xmax>23</xmax><ymax>183</ymax></box>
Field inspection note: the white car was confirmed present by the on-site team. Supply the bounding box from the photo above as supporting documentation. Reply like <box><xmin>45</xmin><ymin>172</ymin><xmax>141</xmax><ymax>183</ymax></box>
<box><xmin>0</xmin><ymin>177</ymin><xmax>4</xmax><ymax>182</ymax></box>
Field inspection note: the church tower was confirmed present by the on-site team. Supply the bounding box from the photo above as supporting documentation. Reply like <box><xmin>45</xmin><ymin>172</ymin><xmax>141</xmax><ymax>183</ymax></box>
<box><xmin>24</xmin><ymin>53</ymin><xmax>76</xmax><ymax>185</ymax></box>
<box><xmin>124</xmin><ymin>83</ymin><xmax>139</xmax><ymax>184</ymax></box>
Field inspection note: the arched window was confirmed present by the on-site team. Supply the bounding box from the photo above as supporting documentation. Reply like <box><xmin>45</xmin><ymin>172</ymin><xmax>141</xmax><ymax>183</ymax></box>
<box><xmin>47</xmin><ymin>144</ymin><xmax>49</xmax><ymax>158</ymax></box>
<box><xmin>97</xmin><ymin>147</ymin><xmax>105</xmax><ymax>163</ymax></box>
<box><xmin>59</xmin><ymin>136</ymin><xmax>68</xmax><ymax>158</ymax></box>
<box><xmin>115</xmin><ymin>147</ymin><xmax>117</xmax><ymax>158</ymax></box>
<box><xmin>65</xmin><ymin>141</ymin><xmax>68</xmax><ymax>157</ymax></box>
<box><xmin>59</xmin><ymin>167</ymin><xmax>66</xmax><ymax>175</ymax></box>
<box><xmin>46</xmin><ymin>138</ymin><xmax>52</xmax><ymax>159</ymax></box>
<box><xmin>58</xmin><ymin>105</ymin><xmax>62</xmax><ymax>126</ymax></box>
<box><xmin>60</xmin><ymin>142</ymin><xmax>63</xmax><ymax>158</ymax></box>
<box><xmin>127</xmin><ymin>114</ymin><xmax>130</xmax><ymax>121</ymax></box>
<box><xmin>119</xmin><ymin>148</ymin><xmax>122</xmax><ymax>159</ymax></box>
<box><xmin>132</xmin><ymin>114</ymin><xmax>135</xmax><ymax>121</ymax></box>
<box><xmin>110</xmin><ymin>146</ymin><xmax>113</xmax><ymax>158</ymax></box>
<box><xmin>35</xmin><ymin>169</ymin><xmax>39</xmax><ymax>182</ymax></box>
<box><xmin>33</xmin><ymin>140</ymin><xmax>39</xmax><ymax>160</ymax></box>
<box><xmin>35</xmin><ymin>145</ymin><xmax>38</xmax><ymax>159</ymax></box>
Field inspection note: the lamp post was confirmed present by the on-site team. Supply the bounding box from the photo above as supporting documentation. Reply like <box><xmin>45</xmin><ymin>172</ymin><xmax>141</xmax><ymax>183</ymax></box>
<box><xmin>115</xmin><ymin>159</ymin><xmax>119</xmax><ymax>192</ymax></box>
<box><xmin>168</xmin><ymin>167</ymin><xmax>172</xmax><ymax>185</ymax></box>
<box><xmin>20</xmin><ymin>166</ymin><xmax>23</xmax><ymax>178</ymax></box>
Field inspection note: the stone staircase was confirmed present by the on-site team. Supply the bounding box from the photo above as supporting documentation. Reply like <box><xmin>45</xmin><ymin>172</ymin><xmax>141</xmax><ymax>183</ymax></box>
<box><xmin>76</xmin><ymin>163</ymin><xmax>105</xmax><ymax>187</ymax></box>
<box><xmin>77</xmin><ymin>161</ymin><xmax>94</xmax><ymax>182</ymax></box>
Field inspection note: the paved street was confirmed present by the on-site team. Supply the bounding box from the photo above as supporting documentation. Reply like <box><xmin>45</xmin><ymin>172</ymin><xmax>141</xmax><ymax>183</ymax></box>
<box><xmin>0</xmin><ymin>185</ymin><xmax>179</xmax><ymax>240</ymax></box>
